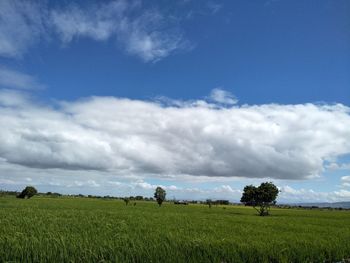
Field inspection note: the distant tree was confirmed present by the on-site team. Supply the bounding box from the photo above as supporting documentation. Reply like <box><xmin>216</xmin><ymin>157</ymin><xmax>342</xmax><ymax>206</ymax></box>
<box><xmin>206</xmin><ymin>199</ymin><xmax>212</xmax><ymax>208</ymax></box>
<box><xmin>240</xmin><ymin>182</ymin><xmax>279</xmax><ymax>216</ymax></box>
<box><xmin>17</xmin><ymin>186</ymin><xmax>38</xmax><ymax>199</ymax></box>
<box><xmin>123</xmin><ymin>197</ymin><xmax>130</xmax><ymax>206</ymax></box>
<box><xmin>154</xmin><ymin>187</ymin><xmax>166</xmax><ymax>207</ymax></box>
<box><xmin>45</xmin><ymin>192</ymin><xmax>61</xmax><ymax>197</ymax></box>
<box><xmin>215</xmin><ymin>200</ymin><xmax>229</xmax><ymax>205</ymax></box>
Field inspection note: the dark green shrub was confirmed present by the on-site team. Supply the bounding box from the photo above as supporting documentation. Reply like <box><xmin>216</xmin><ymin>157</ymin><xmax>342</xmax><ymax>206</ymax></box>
<box><xmin>17</xmin><ymin>186</ymin><xmax>38</xmax><ymax>199</ymax></box>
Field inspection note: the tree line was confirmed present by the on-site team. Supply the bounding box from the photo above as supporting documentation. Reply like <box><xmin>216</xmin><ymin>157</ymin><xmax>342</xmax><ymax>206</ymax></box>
<box><xmin>5</xmin><ymin>182</ymin><xmax>281</xmax><ymax>216</ymax></box>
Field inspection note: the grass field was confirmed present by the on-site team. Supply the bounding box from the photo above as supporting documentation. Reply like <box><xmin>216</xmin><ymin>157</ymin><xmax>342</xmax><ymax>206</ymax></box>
<box><xmin>0</xmin><ymin>196</ymin><xmax>350</xmax><ymax>263</ymax></box>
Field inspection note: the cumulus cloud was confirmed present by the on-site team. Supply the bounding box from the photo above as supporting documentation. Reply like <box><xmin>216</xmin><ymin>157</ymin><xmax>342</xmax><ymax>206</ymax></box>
<box><xmin>0</xmin><ymin>67</ymin><xmax>44</xmax><ymax>90</ymax></box>
<box><xmin>0</xmin><ymin>90</ymin><xmax>349</xmax><ymax>182</ymax></box>
<box><xmin>341</xmin><ymin>176</ymin><xmax>350</xmax><ymax>182</ymax></box>
<box><xmin>341</xmin><ymin>176</ymin><xmax>350</xmax><ymax>188</ymax></box>
<box><xmin>0</xmin><ymin>89</ymin><xmax>32</xmax><ymax>107</ymax></box>
<box><xmin>279</xmin><ymin>185</ymin><xmax>350</xmax><ymax>203</ymax></box>
<box><xmin>0</xmin><ymin>0</ymin><xmax>189</xmax><ymax>62</ymax></box>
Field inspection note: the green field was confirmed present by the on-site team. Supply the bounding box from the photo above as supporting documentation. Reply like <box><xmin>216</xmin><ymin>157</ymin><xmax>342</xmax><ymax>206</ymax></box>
<box><xmin>0</xmin><ymin>196</ymin><xmax>350</xmax><ymax>263</ymax></box>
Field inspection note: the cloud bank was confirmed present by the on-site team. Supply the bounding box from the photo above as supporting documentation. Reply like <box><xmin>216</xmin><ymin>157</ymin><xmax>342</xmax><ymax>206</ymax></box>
<box><xmin>0</xmin><ymin>90</ymin><xmax>349</xmax><ymax>182</ymax></box>
<box><xmin>278</xmin><ymin>185</ymin><xmax>350</xmax><ymax>203</ymax></box>
<box><xmin>0</xmin><ymin>0</ymin><xmax>189</xmax><ymax>62</ymax></box>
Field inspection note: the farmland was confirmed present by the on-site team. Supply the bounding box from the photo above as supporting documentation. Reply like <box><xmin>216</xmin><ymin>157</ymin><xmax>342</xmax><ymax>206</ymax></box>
<box><xmin>0</xmin><ymin>196</ymin><xmax>350</xmax><ymax>263</ymax></box>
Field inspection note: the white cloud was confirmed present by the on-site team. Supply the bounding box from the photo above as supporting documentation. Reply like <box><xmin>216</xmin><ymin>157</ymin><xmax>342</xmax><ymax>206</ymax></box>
<box><xmin>213</xmin><ymin>185</ymin><xmax>234</xmax><ymax>193</ymax></box>
<box><xmin>341</xmin><ymin>176</ymin><xmax>350</xmax><ymax>188</ymax></box>
<box><xmin>341</xmin><ymin>176</ymin><xmax>350</xmax><ymax>182</ymax></box>
<box><xmin>119</xmin><ymin>13</ymin><xmax>187</xmax><ymax>62</ymax></box>
<box><xmin>131</xmin><ymin>180</ymin><xmax>241</xmax><ymax>200</ymax></box>
<box><xmin>68</xmin><ymin>180</ymin><xmax>100</xmax><ymax>188</ymax></box>
<box><xmin>0</xmin><ymin>0</ymin><xmax>47</xmax><ymax>57</ymax></box>
<box><xmin>0</xmin><ymin>89</ymin><xmax>31</xmax><ymax>107</ymax></box>
<box><xmin>0</xmin><ymin>67</ymin><xmax>44</xmax><ymax>90</ymax></box>
<box><xmin>210</xmin><ymin>88</ymin><xmax>238</xmax><ymax>105</ymax></box>
<box><xmin>50</xmin><ymin>1</ymin><xmax>188</xmax><ymax>62</ymax></box>
<box><xmin>0</xmin><ymin>90</ymin><xmax>349</xmax><ymax>183</ymax></box>
<box><xmin>279</xmin><ymin>185</ymin><xmax>350</xmax><ymax>203</ymax></box>
<box><xmin>0</xmin><ymin>0</ymin><xmax>189</xmax><ymax>62</ymax></box>
<box><xmin>333</xmin><ymin>189</ymin><xmax>350</xmax><ymax>199</ymax></box>
<box><xmin>50</xmin><ymin>1</ymin><xmax>127</xmax><ymax>43</ymax></box>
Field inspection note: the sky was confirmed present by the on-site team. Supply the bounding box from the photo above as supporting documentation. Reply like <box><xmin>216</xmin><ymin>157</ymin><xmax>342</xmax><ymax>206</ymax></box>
<box><xmin>0</xmin><ymin>0</ymin><xmax>349</xmax><ymax>203</ymax></box>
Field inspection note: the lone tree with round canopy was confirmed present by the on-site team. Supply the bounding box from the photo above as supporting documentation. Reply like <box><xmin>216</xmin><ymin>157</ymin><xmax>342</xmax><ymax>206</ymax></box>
<box><xmin>17</xmin><ymin>186</ymin><xmax>38</xmax><ymax>199</ymax></box>
<box><xmin>154</xmin><ymin>187</ymin><xmax>166</xmax><ymax>207</ymax></box>
<box><xmin>240</xmin><ymin>182</ymin><xmax>279</xmax><ymax>216</ymax></box>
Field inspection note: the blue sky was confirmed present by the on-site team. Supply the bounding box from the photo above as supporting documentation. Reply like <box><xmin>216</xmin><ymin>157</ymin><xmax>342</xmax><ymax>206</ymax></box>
<box><xmin>0</xmin><ymin>0</ymin><xmax>349</xmax><ymax>202</ymax></box>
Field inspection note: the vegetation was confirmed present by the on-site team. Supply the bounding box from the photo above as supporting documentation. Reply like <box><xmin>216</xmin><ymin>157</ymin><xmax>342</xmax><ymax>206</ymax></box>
<box><xmin>206</xmin><ymin>199</ymin><xmax>212</xmax><ymax>208</ymax></box>
<box><xmin>240</xmin><ymin>182</ymin><xmax>279</xmax><ymax>216</ymax></box>
<box><xmin>16</xmin><ymin>186</ymin><xmax>38</xmax><ymax>199</ymax></box>
<box><xmin>0</xmin><ymin>196</ymin><xmax>349</xmax><ymax>262</ymax></box>
<box><xmin>123</xmin><ymin>197</ymin><xmax>130</xmax><ymax>206</ymax></box>
<box><xmin>154</xmin><ymin>186</ymin><xmax>166</xmax><ymax>207</ymax></box>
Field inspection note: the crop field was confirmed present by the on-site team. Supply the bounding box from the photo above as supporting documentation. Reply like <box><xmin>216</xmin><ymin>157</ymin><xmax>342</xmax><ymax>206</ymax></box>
<box><xmin>0</xmin><ymin>196</ymin><xmax>350</xmax><ymax>263</ymax></box>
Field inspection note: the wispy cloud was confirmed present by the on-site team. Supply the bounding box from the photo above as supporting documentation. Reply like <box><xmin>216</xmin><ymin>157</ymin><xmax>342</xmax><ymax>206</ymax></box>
<box><xmin>0</xmin><ymin>0</ymin><xmax>47</xmax><ymax>58</ymax></box>
<box><xmin>51</xmin><ymin>1</ymin><xmax>189</xmax><ymax>62</ymax></box>
<box><xmin>0</xmin><ymin>0</ymin><xmax>190</xmax><ymax>62</ymax></box>
<box><xmin>50</xmin><ymin>1</ymin><xmax>127</xmax><ymax>43</ymax></box>
<box><xmin>209</xmin><ymin>88</ymin><xmax>238</xmax><ymax>105</ymax></box>
<box><xmin>0</xmin><ymin>67</ymin><xmax>44</xmax><ymax>90</ymax></box>
<box><xmin>206</xmin><ymin>2</ymin><xmax>223</xmax><ymax>14</ymax></box>
<box><xmin>326</xmin><ymin>162</ymin><xmax>350</xmax><ymax>170</ymax></box>
<box><xmin>118</xmin><ymin>11</ymin><xmax>189</xmax><ymax>62</ymax></box>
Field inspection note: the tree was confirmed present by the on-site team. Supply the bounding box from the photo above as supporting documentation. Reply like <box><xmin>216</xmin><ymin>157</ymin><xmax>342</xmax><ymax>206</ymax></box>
<box><xmin>154</xmin><ymin>187</ymin><xmax>166</xmax><ymax>207</ymax></box>
<box><xmin>206</xmin><ymin>199</ymin><xmax>212</xmax><ymax>208</ymax></box>
<box><xmin>17</xmin><ymin>186</ymin><xmax>38</xmax><ymax>199</ymax></box>
<box><xmin>240</xmin><ymin>182</ymin><xmax>279</xmax><ymax>216</ymax></box>
<box><xmin>123</xmin><ymin>197</ymin><xmax>130</xmax><ymax>206</ymax></box>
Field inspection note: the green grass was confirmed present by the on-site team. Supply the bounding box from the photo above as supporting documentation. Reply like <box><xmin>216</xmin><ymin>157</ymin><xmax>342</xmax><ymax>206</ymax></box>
<box><xmin>0</xmin><ymin>196</ymin><xmax>349</xmax><ymax>263</ymax></box>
